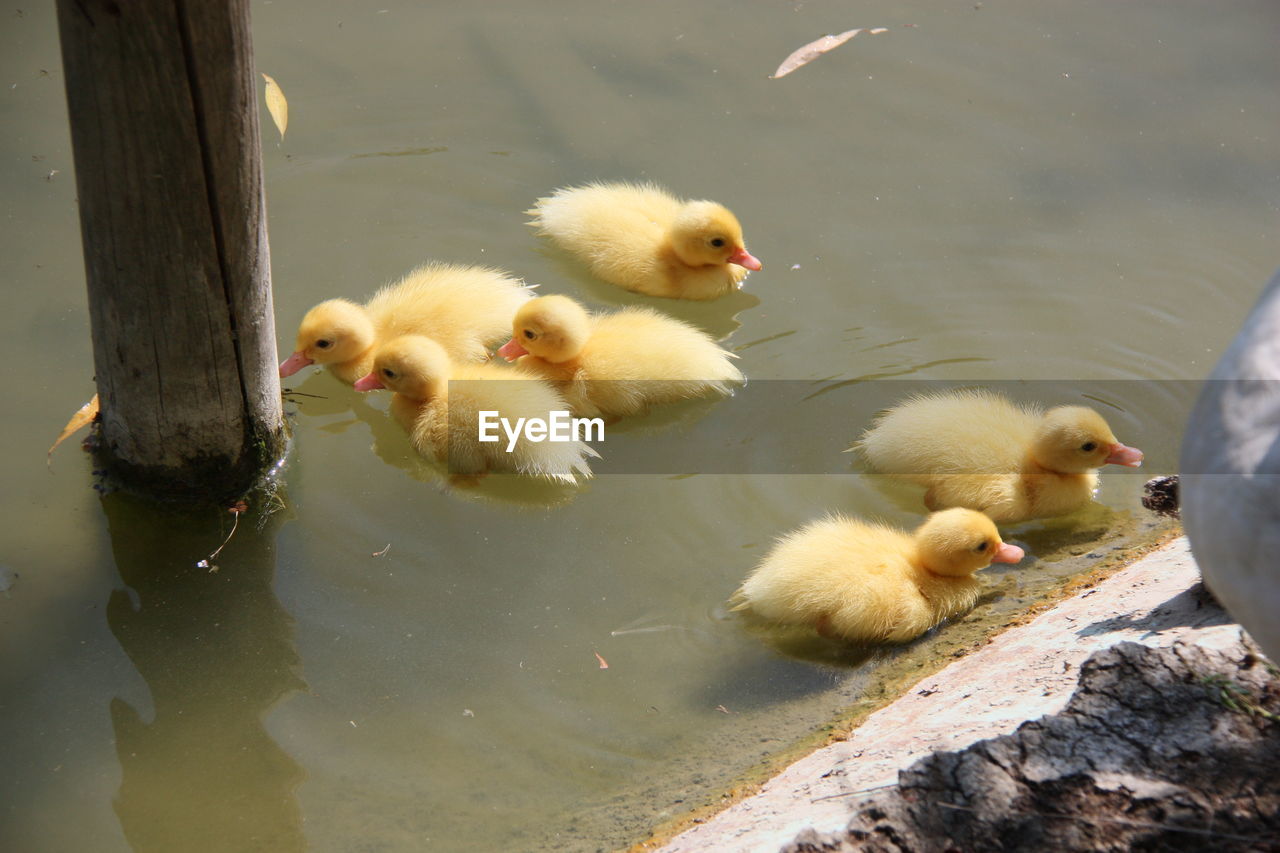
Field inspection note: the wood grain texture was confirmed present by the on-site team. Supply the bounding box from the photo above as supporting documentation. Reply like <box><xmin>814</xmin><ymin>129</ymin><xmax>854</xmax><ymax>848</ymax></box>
<box><xmin>56</xmin><ymin>0</ymin><xmax>284</xmax><ymax>498</ymax></box>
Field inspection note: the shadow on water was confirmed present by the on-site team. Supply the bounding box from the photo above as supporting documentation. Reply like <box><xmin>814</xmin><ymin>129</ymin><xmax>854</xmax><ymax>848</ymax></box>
<box><xmin>689</xmin><ymin>649</ymin><xmax>852</xmax><ymax>712</ymax></box>
<box><xmin>1007</xmin><ymin>504</ymin><xmax>1128</xmax><ymax>561</ymax></box>
<box><xmin>102</xmin><ymin>492</ymin><xmax>305</xmax><ymax>853</ymax></box>
<box><xmin>731</xmin><ymin>609</ymin><xmax>885</xmax><ymax>673</ymax></box>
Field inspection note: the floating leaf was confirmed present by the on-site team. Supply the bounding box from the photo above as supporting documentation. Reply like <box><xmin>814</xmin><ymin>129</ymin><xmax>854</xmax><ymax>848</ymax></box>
<box><xmin>771</xmin><ymin>27</ymin><xmax>888</xmax><ymax>79</ymax></box>
<box><xmin>48</xmin><ymin>394</ymin><xmax>99</xmax><ymax>463</ymax></box>
<box><xmin>262</xmin><ymin>73</ymin><xmax>288</xmax><ymax>139</ymax></box>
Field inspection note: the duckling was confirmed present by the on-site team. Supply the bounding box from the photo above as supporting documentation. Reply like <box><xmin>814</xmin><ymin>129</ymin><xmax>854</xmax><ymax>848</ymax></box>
<box><xmin>733</xmin><ymin>508</ymin><xmax>1024</xmax><ymax>644</ymax></box>
<box><xmin>353</xmin><ymin>335</ymin><xmax>595</xmax><ymax>483</ymax></box>
<box><xmin>528</xmin><ymin>181</ymin><xmax>762</xmax><ymax>300</ymax></box>
<box><xmin>493</xmin><ymin>294</ymin><xmax>743</xmax><ymax>419</ymax></box>
<box><xmin>856</xmin><ymin>390</ymin><xmax>1145</xmax><ymax>523</ymax></box>
<box><xmin>279</xmin><ymin>262</ymin><xmax>532</xmax><ymax>383</ymax></box>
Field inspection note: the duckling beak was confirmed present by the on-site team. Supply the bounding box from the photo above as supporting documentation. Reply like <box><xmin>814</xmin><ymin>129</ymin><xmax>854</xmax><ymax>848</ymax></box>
<box><xmin>279</xmin><ymin>351</ymin><xmax>313</xmax><ymax>377</ymax></box>
<box><xmin>728</xmin><ymin>246</ymin><xmax>763</xmax><ymax>271</ymax></box>
<box><xmin>992</xmin><ymin>542</ymin><xmax>1025</xmax><ymax>564</ymax></box>
<box><xmin>1105</xmin><ymin>443</ymin><xmax>1144</xmax><ymax>467</ymax></box>
<box><xmin>353</xmin><ymin>373</ymin><xmax>384</xmax><ymax>392</ymax></box>
<box><xmin>497</xmin><ymin>339</ymin><xmax>528</xmax><ymax>362</ymax></box>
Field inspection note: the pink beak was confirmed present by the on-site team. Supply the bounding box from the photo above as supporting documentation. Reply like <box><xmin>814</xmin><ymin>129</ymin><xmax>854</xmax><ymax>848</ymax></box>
<box><xmin>279</xmin><ymin>351</ymin><xmax>313</xmax><ymax>378</ymax></box>
<box><xmin>992</xmin><ymin>542</ymin><xmax>1025</xmax><ymax>564</ymax></box>
<box><xmin>1105</xmin><ymin>443</ymin><xmax>1144</xmax><ymax>467</ymax></box>
<box><xmin>353</xmin><ymin>373</ymin><xmax>384</xmax><ymax>392</ymax></box>
<box><xmin>728</xmin><ymin>246</ymin><xmax>763</xmax><ymax>271</ymax></box>
<box><xmin>497</xmin><ymin>338</ymin><xmax>529</xmax><ymax>362</ymax></box>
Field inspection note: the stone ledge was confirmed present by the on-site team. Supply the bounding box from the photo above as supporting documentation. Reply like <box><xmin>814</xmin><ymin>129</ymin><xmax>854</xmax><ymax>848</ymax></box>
<box><xmin>659</xmin><ymin>537</ymin><xmax>1245</xmax><ymax>852</ymax></box>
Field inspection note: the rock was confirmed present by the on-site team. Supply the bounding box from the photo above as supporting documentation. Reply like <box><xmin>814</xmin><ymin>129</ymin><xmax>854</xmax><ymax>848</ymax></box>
<box><xmin>782</xmin><ymin>639</ymin><xmax>1280</xmax><ymax>852</ymax></box>
<box><xmin>1141</xmin><ymin>475</ymin><xmax>1180</xmax><ymax>518</ymax></box>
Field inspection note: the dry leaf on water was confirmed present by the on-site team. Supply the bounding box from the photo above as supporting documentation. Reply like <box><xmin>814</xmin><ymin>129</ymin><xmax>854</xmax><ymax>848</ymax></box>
<box><xmin>48</xmin><ymin>393</ymin><xmax>99</xmax><ymax>463</ymax></box>
<box><xmin>262</xmin><ymin>73</ymin><xmax>288</xmax><ymax>139</ymax></box>
<box><xmin>771</xmin><ymin>27</ymin><xmax>888</xmax><ymax>79</ymax></box>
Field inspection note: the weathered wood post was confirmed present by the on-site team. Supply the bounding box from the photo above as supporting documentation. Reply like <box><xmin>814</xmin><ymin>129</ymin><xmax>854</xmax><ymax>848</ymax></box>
<box><xmin>56</xmin><ymin>0</ymin><xmax>285</xmax><ymax>501</ymax></box>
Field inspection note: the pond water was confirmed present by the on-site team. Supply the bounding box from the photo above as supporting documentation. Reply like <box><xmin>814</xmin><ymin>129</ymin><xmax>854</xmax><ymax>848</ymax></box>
<box><xmin>2</xmin><ymin>1</ymin><xmax>1278</xmax><ymax>851</ymax></box>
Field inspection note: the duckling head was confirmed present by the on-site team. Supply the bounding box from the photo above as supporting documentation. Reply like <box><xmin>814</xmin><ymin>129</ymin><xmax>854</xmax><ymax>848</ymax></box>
<box><xmin>354</xmin><ymin>335</ymin><xmax>450</xmax><ymax>401</ymax></box>
<box><xmin>497</xmin><ymin>295</ymin><xmax>591</xmax><ymax>363</ymax></box>
<box><xmin>668</xmin><ymin>202</ymin><xmax>762</xmax><ymax>271</ymax></box>
<box><xmin>915</xmin><ymin>508</ymin><xmax>1024</xmax><ymax>577</ymax></box>
<box><xmin>280</xmin><ymin>299</ymin><xmax>375</xmax><ymax>377</ymax></box>
<box><xmin>1031</xmin><ymin>406</ymin><xmax>1144</xmax><ymax>473</ymax></box>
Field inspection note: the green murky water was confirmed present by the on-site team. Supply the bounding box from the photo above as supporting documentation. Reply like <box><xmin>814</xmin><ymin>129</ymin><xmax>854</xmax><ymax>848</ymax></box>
<box><xmin>2</xmin><ymin>2</ymin><xmax>1277</xmax><ymax>850</ymax></box>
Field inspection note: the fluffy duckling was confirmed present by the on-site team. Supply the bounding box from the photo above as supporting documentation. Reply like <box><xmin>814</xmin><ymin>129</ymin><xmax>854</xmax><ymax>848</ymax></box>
<box><xmin>279</xmin><ymin>262</ymin><xmax>532</xmax><ymax>383</ymax></box>
<box><xmin>857</xmin><ymin>390</ymin><xmax>1145</xmax><ymax>523</ymax></box>
<box><xmin>528</xmin><ymin>182</ymin><xmax>762</xmax><ymax>300</ymax></box>
<box><xmin>353</xmin><ymin>335</ymin><xmax>595</xmax><ymax>483</ymax></box>
<box><xmin>734</xmin><ymin>508</ymin><xmax>1024</xmax><ymax>644</ymax></box>
<box><xmin>494</xmin><ymin>294</ymin><xmax>743</xmax><ymax>419</ymax></box>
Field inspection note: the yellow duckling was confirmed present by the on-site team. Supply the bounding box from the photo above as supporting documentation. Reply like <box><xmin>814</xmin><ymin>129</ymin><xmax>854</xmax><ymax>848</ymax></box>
<box><xmin>353</xmin><ymin>335</ymin><xmax>596</xmax><ymax>483</ymax></box>
<box><xmin>857</xmin><ymin>390</ymin><xmax>1145</xmax><ymax>523</ymax></box>
<box><xmin>733</xmin><ymin>509</ymin><xmax>1024</xmax><ymax>644</ymax></box>
<box><xmin>279</xmin><ymin>262</ymin><xmax>532</xmax><ymax>383</ymax></box>
<box><xmin>527</xmin><ymin>181</ymin><xmax>762</xmax><ymax>300</ymax></box>
<box><xmin>494</xmin><ymin>294</ymin><xmax>743</xmax><ymax>419</ymax></box>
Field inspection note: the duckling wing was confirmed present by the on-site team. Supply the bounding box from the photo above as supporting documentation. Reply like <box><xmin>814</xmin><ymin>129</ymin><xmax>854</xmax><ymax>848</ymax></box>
<box><xmin>530</xmin><ymin>183</ymin><xmax>677</xmax><ymax>289</ymax></box>
<box><xmin>452</xmin><ymin>366</ymin><xmax>596</xmax><ymax>482</ymax></box>
<box><xmin>367</xmin><ymin>263</ymin><xmax>532</xmax><ymax>361</ymax></box>
<box><xmin>573</xmin><ymin>310</ymin><xmax>743</xmax><ymax>416</ymax></box>
<box><xmin>860</xmin><ymin>390</ymin><xmax>1038</xmax><ymax>477</ymax></box>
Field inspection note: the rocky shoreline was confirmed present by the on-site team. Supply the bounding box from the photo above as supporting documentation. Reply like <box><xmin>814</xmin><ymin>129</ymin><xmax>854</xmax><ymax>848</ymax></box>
<box><xmin>784</xmin><ymin>638</ymin><xmax>1279</xmax><ymax>852</ymax></box>
<box><xmin>655</xmin><ymin>538</ymin><xmax>1273</xmax><ymax>852</ymax></box>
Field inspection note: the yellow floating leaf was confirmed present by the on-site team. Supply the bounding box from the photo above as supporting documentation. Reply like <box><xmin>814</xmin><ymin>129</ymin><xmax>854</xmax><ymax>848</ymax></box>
<box><xmin>771</xmin><ymin>27</ymin><xmax>888</xmax><ymax>79</ymax></box>
<box><xmin>262</xmin><ymin>72</ymin><xmax>289</xmax><ymax>140</ymax></box>
<box><xmin>49</xmin><ymin>393</ymin><xmax>99</xmax><ymax>463</ymax></box>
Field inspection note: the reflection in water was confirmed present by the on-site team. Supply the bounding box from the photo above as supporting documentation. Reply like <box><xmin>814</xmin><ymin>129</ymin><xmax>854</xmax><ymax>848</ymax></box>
<box><xmin>102</xmin><ymin>493</ymin><xmax>305</xmax><ymax>853</ymax></box>
<box><xmin>735</xmin><ymin>616</ymin><xmax>886</xmax><ymax>672</ymax></box>
<box><xmin>536</xmin><ymin>244</ymin><xmax>762</xmax><ymax>341</ymax></box>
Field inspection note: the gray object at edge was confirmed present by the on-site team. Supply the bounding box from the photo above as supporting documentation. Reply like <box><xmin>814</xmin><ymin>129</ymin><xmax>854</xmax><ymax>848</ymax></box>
<box><xmin>1182</xmin><ymin>266</ymin><xmax>1280</xmax><ymax>662</ymax></box>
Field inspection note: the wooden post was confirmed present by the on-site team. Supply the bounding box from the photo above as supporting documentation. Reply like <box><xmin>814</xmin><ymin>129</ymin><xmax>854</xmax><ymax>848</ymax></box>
<box><xmin>56</xmin><ymin>0</ymin><xmax>285</xmax><ymax>501</ymax></box>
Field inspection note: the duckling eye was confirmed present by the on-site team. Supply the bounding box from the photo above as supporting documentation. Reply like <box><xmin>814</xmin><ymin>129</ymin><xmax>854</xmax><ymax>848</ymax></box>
<box><xmin>381</xmin><ymin>368</ymin><xmax>396</xmax><ymax>380</ymax></box>
<box><xmin>522</xmin><ymin>329</ymin><xmax>536</xmax><ymax>340</ymax></box>
<box><xmin>974</xmin><ymin>541</ymin><xmax>989</xmax><ymax>553</ymax></box>
<box><xmin>315</xmin><ymin>339</ymin><xmax>332</xmax><ymax>350</ymax></box>
<box><xmin>710</xmin><ymin>237</ymin><xmax>726</xmax><ymax>248</ymax></box>
<box><xmin>1081</xmin><ymin>441</ymin><xmax>1097</xmax><ymax>452</ymax></box>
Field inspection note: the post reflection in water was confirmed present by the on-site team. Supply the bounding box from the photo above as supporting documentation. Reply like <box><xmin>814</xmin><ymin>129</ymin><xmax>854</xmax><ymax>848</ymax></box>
<box><xmin>101</xmin><ymin>492</ymin><xmax>305</xmax><ymax>853</ymax></box>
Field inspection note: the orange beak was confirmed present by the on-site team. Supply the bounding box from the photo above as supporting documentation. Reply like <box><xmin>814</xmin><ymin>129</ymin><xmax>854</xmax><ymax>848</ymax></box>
<box><xmin>353</xmin><ymin>373</ymin><xmax>384</xmax><ymax>392</ymax></box>
<box><xmin>497</xmin><ymin>339</ymin><xmax>529</xmax><ymax>362</ymax></box>
<box><xmin>992</xmin><ymin>542</ymin><xmax>1025</xmax><ymax>564</ymax></box>
<box><xmin>279</xmin><ymin>350</ymin><xmax>313</xmax><ymax>377</ymax></box>
<box><xmin>1105</xmin><ymin>443</ymin><xmax>1144</xmax><ymax>467</ymax></box>
<box><xmin>728</xmin><ymin>246</ymin><xmax>762</xmax><ymax>271</ymax></box>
